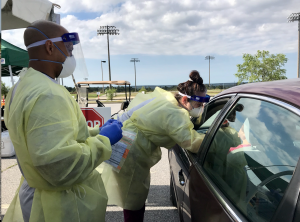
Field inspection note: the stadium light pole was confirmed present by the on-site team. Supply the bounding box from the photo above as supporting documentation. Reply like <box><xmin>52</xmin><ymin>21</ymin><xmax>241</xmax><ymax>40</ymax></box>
<box><xmin>130</xmin><ymin>58</ymin><xmax>140</xmax><ymax>92</ymax></box>
<box><xmin>101</xmin><ymin>60</ymin><xmax>106</xmax><ymax>92</ymax></box>
<box><xmin>205</xmin><ymin>55</ymin><xmax>215</xmax><ymax>89</ymax></box>
<box><xmin>287</xmin><ymin>12</ymin><xmax>300</xmax><ymax>78</ymax></box>
<box><xmin>97</xmin><ymin>26</ymin><xmax>119</xmax><ymax>83</ymax></box>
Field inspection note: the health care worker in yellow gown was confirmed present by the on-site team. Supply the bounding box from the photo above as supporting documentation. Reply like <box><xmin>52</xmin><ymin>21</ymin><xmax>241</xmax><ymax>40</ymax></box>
<box><xmin>3</xmin><ymin>20</ymin><xmax>123</xmax><ymax>222</ymax></box>
<box><xmin>100</xmin><ymin>70</ymin><xmax>210</xmax><ymax>221</ymax></box>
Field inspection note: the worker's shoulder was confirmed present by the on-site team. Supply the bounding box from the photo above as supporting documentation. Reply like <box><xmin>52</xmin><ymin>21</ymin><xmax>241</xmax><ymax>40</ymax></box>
<box><xmin>21</xmin><ymin>68</ymin><xmax>62</xmax><ymax>92</ymax></box>
<box><xmin>18</xmin><ymin>69</ymin><xmax>68</xmax><ymax>101</ymax></box>
<box><xmin>22</xmin><ymin>68</ymin><xmax>55</xmax><ymax>84</ymax></box>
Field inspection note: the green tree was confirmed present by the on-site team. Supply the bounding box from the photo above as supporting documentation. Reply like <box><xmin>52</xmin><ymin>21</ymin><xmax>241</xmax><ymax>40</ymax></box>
<box><xmin>235</xmin><ymin>50</ymin><xmax>288</xmax><ymax>84</ymax></box>
<box><xmin>106</xmin><ymin>88</ymin><xmax>117</xmax><ymax>101</ymax></box>
<box><xmin>139</xmin><ymin>86</ymin><xmax>147</xmax><ymax>94</ymax></box>
<box><xmin>1</xmin><ymin>82</ymin><xmax>10</xmax><ymax>97</ymax></box>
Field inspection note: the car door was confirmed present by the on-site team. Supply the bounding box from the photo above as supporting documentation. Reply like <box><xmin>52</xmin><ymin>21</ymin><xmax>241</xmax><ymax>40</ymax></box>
<box><xmin>169</xmin><ymin>94</ymin><xmax>235</xmax><ymax>221</ymax></box>
<box><xmin>169</xmin><ymin>143</ymin><xmax>191</xmax><ymax>220</ymax></box>
<box><xmin>175</xmin><ymin>95</ymin><xmax>237</xmax><ymax>221</ymax></box>
<box><xmin>187</xmin><ymin>94</ymin><xmax>300</xmax><ymax>222</ymax></box>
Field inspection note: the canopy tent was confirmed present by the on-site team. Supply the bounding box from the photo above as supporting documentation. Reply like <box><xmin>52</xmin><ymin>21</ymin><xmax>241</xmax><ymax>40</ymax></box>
<box><xmin>1</xmin><ymin>0</ymin><xmax>60</xmax><ymax>30</ymax></box>
<box><xmin>77</xmin><ymin>81</ymin><xmax>131</xmax><ymax>86</ymax></box>
<box><xmin>1</xmin><ymin>39</ymin><xmax>29</xmax><ymax>84</ymax></box>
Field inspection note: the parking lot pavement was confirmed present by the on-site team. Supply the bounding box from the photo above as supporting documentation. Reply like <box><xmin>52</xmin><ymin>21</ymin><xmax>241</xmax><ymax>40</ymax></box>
<box><xmin>1</xmin><ymin>156</ymin><xmax>21</xmax><ymax>216</ymax></box>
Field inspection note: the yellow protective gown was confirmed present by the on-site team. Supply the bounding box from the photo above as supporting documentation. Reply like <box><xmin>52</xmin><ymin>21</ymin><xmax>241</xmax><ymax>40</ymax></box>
<box><xmin>4</xmin><ymin>68</ymin><xmax>112</xmax><ymax>222</ymax></box>
<box><xmin>100</xmin><ymin>87</ymin><xmax>205</xmax><ymax>210</ymax></box>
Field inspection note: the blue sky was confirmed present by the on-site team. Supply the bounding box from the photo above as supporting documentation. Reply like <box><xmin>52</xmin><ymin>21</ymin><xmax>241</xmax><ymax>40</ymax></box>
<box><xmin>2</xmin><ymin>0</ymin><xmax>299</xmax><ymax>87</ymax></box>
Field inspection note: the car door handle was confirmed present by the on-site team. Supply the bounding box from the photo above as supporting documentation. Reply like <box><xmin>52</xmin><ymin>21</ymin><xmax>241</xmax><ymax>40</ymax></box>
<box><xmin>178</xmin><ymin>169</ymin><xmax>185</xmax><ymax>186</ymax></box>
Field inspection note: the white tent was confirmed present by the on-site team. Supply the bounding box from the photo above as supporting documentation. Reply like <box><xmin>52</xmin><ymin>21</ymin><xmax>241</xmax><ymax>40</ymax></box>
<box><xmin>1</xmin><ymin>0</ymin><xmax>60</xmax><ymax>30</ymax></box>
<box><xmin>1</xmin><ymin>0</ymin><xmax>61</xmax><ymax>85</ymax></box>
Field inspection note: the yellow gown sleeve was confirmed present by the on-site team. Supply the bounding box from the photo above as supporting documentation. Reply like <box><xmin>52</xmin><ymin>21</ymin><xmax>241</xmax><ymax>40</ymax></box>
<box><xmin>88</xmin><ymin>125</ymin><xmax>100</xmax><ymax>137</ymax></box>
<box><xmin>193</xmin><ymin>115</ymin><xmax>202</xmax><ymax>126</ymax></box>
<box><xmin>25</xmin><ymin>93</ymin><xmax>112</xmax><ymax>187</ymax></box>
<box><xmin>169</xmin><ymin>121</ymin><xmax>205</xmax><ymax>153</ymax></box>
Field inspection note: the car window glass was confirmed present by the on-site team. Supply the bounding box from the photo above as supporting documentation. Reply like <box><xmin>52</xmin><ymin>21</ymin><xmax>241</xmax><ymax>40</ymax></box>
<box><xmin>201</xmin><ymin>110</ymin><xmax>221</xmax><ymax>128</ymax></box>
<box><xmin>294</xmin><ymin>124</ymin><xmax>300</xmax><ymax>148</ymax></box>
<box><xmin>203</xmin><ymin>98</ymin><xmax>300</xmax><ymax>222</ymax></box>
<box><xmin>195</xmin><ymin>98</ymin><xmax>230</xmax><ymax>133</ymax></box>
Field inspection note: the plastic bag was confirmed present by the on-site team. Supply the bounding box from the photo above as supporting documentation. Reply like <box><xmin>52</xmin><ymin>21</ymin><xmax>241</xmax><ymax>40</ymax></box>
<box><xmin>104</xmin><ymin>130</ymin><xmax>136</xmax><ymax>173</ymax></box>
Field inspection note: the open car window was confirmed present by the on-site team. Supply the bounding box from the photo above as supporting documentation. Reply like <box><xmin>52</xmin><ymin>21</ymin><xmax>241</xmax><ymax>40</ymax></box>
<box><xmin>193</xmin><ymin>97</ymin><xmax>232</xmax><ymax>133</ymax></box>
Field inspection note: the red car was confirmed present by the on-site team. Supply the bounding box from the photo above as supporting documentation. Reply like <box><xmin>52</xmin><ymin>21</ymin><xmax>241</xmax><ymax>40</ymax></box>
<box><xmin>169</xmin><ymin>78</ymin><xmax>300</xmax><ymax>222</ymax></box>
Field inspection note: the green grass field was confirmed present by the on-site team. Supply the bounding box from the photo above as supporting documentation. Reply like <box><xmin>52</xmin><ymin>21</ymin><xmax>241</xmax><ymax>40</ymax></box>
<box><xmin>207</xmin><ymin>89</ymin><xmax>224</xmax><ymax>96</ymax></box>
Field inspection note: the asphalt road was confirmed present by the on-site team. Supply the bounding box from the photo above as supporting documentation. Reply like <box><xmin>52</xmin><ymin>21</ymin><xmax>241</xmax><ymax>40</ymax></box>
<box><xmin>1</xmin><ymin>155</ymin><xmax>20</xmax><ymax>216</ymax></box>
<box><xmin>1</xmin><ymin>103</ymin><xmax>180</xmax><ymax>221</ymax></box>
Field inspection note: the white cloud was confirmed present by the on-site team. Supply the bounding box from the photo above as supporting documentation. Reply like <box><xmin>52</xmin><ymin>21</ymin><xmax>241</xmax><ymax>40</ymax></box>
<box><xmin>51</xmin><ymin>0</ymin><xmax>125</xmax><ymax>13</ymax></box>
<box><xmin>2</xmin><ymin>28</ymin><xmax>26</xmax><ymax>49</ymax></box>
<box><xmin>2</xmin><ymin>0</ymin><xmax>299</xmax><ymax>58</ymax></box>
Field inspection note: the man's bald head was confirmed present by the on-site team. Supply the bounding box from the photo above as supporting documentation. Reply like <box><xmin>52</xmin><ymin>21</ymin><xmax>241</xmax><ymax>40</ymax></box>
<box><xmin>25</xmin><ymin>20</ymin><xmax>70</xmax><ymax>79</ymax></box>
<box><xmin>24</xmin><ymin>20</ymin><xmax>68</xmax><ymax>47</ymax></box>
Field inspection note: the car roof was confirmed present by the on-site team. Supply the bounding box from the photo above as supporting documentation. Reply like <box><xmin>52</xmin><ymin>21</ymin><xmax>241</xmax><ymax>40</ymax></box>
<box><xmin>215</xmin><ymin>78</ymin><xmax>300</xmax><ymax>108</ymax></box>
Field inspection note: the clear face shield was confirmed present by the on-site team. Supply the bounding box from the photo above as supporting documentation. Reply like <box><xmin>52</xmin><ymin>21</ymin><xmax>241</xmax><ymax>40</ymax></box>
<box><xmin>60</xmin><ymin>33</ymin><xmax>88</xmax><ymax>79</ymax></box>
<box><xmin>178</xmin><ymin>92</ymin><xmax>210</xmax><ymax>117</ymax></box>
<box><xmin>26</xmin><ymin>28</ymin><xmax>88</xmax><ymax>79</ymax></box>
<box><xmin>189</xmin><ymin>95</ymin><xmax>210</xmax><ymax>117</ymax></box>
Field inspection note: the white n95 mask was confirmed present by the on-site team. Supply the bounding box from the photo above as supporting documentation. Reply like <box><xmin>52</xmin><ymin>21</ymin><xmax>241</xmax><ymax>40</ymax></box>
<box><xmin>59</xmin><ymin>56</ymin><xmax>76</xmax><ymax>78</ymax></box>
<box><xmin>189</xmin><ymin>104</ymin><xmax>204</xmax><ymax>118</ymax></box>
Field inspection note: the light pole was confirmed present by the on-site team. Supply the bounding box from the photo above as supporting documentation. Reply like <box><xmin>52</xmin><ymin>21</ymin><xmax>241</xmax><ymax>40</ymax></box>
<box><xmin>288</xmin><ymin>12</ymin><xmax>300</xmax><ymax>78</ymax></box>
<box><xmin>101</xmin><ymin>60</ymin><xmax>106</xmax><ymax>92</ymax></box>
<box><xmin>130</xmin><ymin>58</ymin><xmax>140</xmax><ymax>92</ymax></box>
<box><xmin>97</xmin><ymin>26</ymin><xmax>119</xmax><ymax>83</ymax></box>
<box><xmin>205</xmin><ymin>55</ymin><xmax>215</xmax><ymax>89</ymax></box>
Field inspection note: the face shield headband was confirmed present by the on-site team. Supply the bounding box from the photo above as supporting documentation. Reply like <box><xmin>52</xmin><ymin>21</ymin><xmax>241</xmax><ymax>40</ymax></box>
<box><xmin>178</xmin><ymin>92</ymin><xmax>210</xmax><ymax>103</ymax></box>
<box><xmin>26</xmin><ymin>27</ymin><xmax>79</xmax><ymax>57</ymax></box>
<box><xmin>26</xmin><ymin>27</ymin><xmax>88</xmax><ymax>79</ymax></box>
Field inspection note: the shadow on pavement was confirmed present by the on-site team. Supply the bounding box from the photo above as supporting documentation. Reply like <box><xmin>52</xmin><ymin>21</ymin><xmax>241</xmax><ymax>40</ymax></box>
<box><xmin>105</xmin><ymin>185</ymin><xmax>180</xmax><ymax>222</ymax></box>
<box><xmin>1</xmin><ymin>156</ymin><xmax>16</xmax><ymax>160</ymax></box>
<box><xmin>105</xmin><ymin>208</ymin><xmax>180</xmax><ymax>222</ymax></box>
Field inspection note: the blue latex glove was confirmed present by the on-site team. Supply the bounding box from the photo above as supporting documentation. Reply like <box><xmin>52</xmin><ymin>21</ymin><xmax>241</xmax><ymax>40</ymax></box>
<box><xmin>100</xmin><ymin>119</ymin><xmax>118</xmax><ymax>130</ymax></box>
<box><xmin>114</xmin><ymin>121</ymin><xmax>123</xmax><ymax>129</ymax></box>
<box><xmin>100</xmin><ymin>122</ymin><xmax>123</xmax><ymax>145</ymax></box>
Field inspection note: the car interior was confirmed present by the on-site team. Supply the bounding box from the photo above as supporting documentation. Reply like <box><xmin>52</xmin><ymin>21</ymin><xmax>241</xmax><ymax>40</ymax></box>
<box><xmin>192</xmin><ymin>97</ymin><xmax>230</xmax><ymax>133</ymax></box>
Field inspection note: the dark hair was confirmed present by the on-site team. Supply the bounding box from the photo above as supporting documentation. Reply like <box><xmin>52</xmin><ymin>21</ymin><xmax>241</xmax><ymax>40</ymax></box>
<box><xmin>175</xmin><ymin>70</ymin><xmax>206</xmax><ymax>102</ymax></box>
